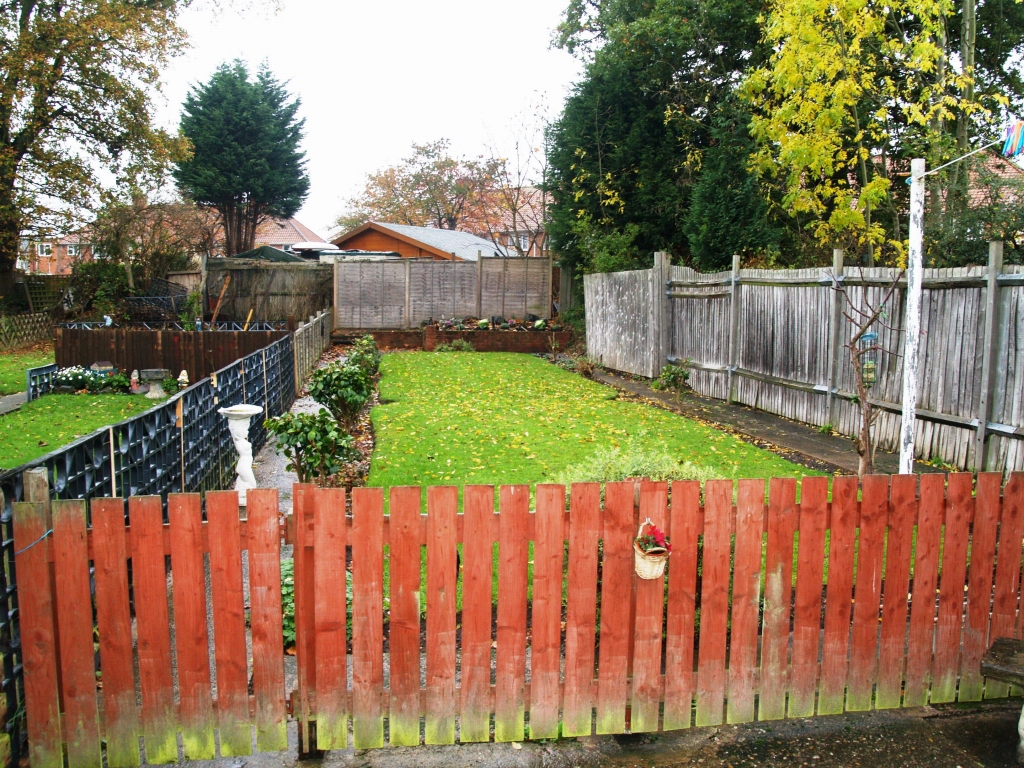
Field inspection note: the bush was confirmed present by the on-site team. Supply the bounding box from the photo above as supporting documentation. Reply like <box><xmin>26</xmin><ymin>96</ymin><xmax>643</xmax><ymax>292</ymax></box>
<box><xmin>435</xmin><ymin>339</ymin><xmax>475</xmax><ymax>353</ymax></box>
<box><xmin>554</xmin><ymin>439</ymin><xmax>718</xmax><ymax>485</ymax></box>
<box><xmin>652</xmin><ymin>362</ymin><xmax>690</xmax><ymax>403</ymax></box>
<box><xmin>307</xmin><ymin>362</ymin><xmax>372</xmax><ymax>429</ymax></box>
<box><xmin>264</xmin><ymin>411</ymin><xmax>358</xmax><ymax>484</ymax></box>
<box><xmin>67</xmin><ymin>261</ymin><xmax>140</xmax><ymax>316</ymax></box>
<box><xmin>347</xmin><ymin>334</ymin><xmax>381</xmax><ymax>377</ymax></box>
<box><xmin>281</xmin><ymin>558</ymin><xmax>295</xmax><ymax>648</ymax></box>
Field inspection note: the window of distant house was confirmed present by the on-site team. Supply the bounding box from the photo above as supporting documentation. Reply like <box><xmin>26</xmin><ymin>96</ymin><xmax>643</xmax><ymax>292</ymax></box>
<box><xmin>36</xmin><ymin>242</ymin><xmax>52</xmax><ymax>256</ymax></box>
<box><xmin>519</xmin><ymin>234</ymin><xmax>530</xmax><ymax>251</ymax></box>
<box><xmin>67</xmin><ymin>244</ymin><xmax>80</xmax><ymax>257</ymax></box>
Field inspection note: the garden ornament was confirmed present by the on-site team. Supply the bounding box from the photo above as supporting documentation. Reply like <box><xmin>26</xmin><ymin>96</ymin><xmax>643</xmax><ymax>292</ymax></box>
<box><xmin>218</xmin><ymin>404</ymin><xmax>264</xmax><ymax>505</ymax></box>
<box><xmin>140</xmin><ymin>368</ymin><xmax>170</xmax><ymax>399</ymax></box>
<box><xmin>178</xmin><ymin>370</ymin><xmax>189</xmax><ymax>389</ymax></box>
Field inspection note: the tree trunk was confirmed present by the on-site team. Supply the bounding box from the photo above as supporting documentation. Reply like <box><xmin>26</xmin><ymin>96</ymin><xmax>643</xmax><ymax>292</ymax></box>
<box><xmin>0</xmin><ymin>165</ymin><xmax>22</xmax><ymax>304</ymax></box>
<box><xmin>851</xmin><ymin>346</ymin><xmax>875</xmax><ymax>476</ymax></box>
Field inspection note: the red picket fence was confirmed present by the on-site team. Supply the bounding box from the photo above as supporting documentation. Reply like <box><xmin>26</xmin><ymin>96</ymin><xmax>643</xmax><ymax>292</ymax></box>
<box><xmin>13</xmin><ymin>490</ymin><xmax>286</xmax><ymax>767</ymax></box>
<box><xmin>11</xmin><ymin>473</ymin><xmax>1024</xmax><ymax>764</ymax></box>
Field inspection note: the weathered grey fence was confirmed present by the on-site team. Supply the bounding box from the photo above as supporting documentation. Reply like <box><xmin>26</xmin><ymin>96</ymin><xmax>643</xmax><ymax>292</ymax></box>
<box><xmin>334</xmin><ymin>256</ymin><xmax>553</xmax><ymax>329</ymax></box>
<box><xmin>585</xmin><ymin>248</ymin><xmax>1024</xmax><ymax>473</ymax></box>
<box><xmin>293</xmin><ymin>309</ymin><xmax>334</xmax><ymax>390</ymax></box>
<box><xmin>206</xmin><ymin>259</ymin><xmax>333</xmax><ymax>322</ymax></box>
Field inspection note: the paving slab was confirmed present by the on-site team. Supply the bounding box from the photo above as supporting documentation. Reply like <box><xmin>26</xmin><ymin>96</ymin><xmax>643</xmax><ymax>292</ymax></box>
<box><xmin>0</xmin><ymin>391</ymin><xmax>25</xmax><ymax>416</ymax></box>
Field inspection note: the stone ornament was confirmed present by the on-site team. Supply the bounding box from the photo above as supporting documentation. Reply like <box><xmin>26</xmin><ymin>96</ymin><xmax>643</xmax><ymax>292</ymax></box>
<box><xmin>218</xmin><ymin>404</ymin><xmax>264</xmax><ymax>505</ymax></box>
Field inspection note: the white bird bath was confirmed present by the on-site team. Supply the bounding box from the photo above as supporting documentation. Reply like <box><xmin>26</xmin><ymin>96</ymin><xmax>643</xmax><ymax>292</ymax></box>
<box><xmin>218</xmin><ymin>404</ymin><xmax>264</xmax><ymax>505</ymax></box>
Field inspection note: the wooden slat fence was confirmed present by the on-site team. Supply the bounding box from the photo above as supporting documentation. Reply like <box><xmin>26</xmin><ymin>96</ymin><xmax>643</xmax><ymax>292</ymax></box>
<box><xmin>585</xmin><ymin>250</ymin><xmax>1024</xmax><ymax>473</ymax></box>
<box><xmin>292</xmin><ymin>309</ymin><xmax>334</xmax><ymax>390</ymax></box>
<box><xmin>13</xmin><ymin>489</ymin><xmax>287</xmax><ymax>767</ymax></box>
<box><xmin>16</xmin><ymin>473</ymin><xmax>1024</xmax><ymax>762</ymax></box>
<box><xmin>335</xmin><ymin>256</ymin><xmax>554</xmax><ymax>329</ymax></box>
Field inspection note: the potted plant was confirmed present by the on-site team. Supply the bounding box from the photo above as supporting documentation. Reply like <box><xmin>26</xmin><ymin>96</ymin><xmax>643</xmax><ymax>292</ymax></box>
<box><xmin>634</xmin><ymin>519</ymin><xmax>671</xmax><ymax>579</ymax></box>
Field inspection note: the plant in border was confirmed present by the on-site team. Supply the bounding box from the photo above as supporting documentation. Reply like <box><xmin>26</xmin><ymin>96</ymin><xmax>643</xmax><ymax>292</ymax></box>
<box><xmin>347</xmin><ymin>334</ymin><xmax>381</xmax><ymax>376</ymax></box>
<box><xmin>435</xmin><ymin>339</ymin><xmax>475</xmax><ymax>353</ymax></box>
<box><xmin>280</xmin><ymin>558</ymin><xmax>295</xmax><ymax>647</ymax></box>
<box><xmin>264</xmin><ymin>411</ymin><xmax>358</xmax><ymax>485</ymax></box>
<box><xmin>652</xmin><ymin>361</ymin><xmax>690</xmax><ymax>404</ymax></box>
<box><xmin>307</xmin><ymin>361</ymin><xmax>372</xmax><ymax>430</ymax></box>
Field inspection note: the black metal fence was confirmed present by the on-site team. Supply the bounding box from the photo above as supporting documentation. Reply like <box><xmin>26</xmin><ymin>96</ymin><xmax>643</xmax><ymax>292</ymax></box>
<box><xmin>0</xmin><ymin>333</ymin><xmax>296</xmax><ymax>759</ymax></box>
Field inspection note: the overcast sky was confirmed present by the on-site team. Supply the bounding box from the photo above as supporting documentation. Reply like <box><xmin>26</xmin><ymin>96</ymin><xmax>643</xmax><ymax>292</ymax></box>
<box><xmin>154</xmin><ymin>0</ymin><xmax>583</xmax><ymax>239</ymax></box>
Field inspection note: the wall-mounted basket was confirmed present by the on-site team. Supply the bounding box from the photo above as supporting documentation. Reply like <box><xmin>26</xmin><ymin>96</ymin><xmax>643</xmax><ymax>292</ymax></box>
<box><xmin>634</xmin><ymin>519</ymin><xmax>670</xmax><ymax>579</ymax></box>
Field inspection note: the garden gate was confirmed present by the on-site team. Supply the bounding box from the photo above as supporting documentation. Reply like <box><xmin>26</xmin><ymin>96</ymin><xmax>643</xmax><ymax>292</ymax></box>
<box><xmin>12</xmin><ymin>472</ymin><xmax>1024</xmax><ymax>763</ymax></box>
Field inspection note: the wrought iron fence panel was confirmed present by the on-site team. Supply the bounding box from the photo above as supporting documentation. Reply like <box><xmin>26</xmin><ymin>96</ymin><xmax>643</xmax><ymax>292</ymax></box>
<box><xmin>113</xmin><ymin>400</ymin><xmax>182</xmax><ymax>500</ymax></box>
<box><xmin>242</xmin><ymin>350</ymin><xmax>269</xmax><ymax>452</ymax></box>
<box><xmin>180</xmin><ymin>379</ymin><xmax>224</xmax><ymax>493</ymax></box>
<box><xmin>213</xmin><ymin>361</ymin><xmax>244</xmax><ymax>488</ymax></box>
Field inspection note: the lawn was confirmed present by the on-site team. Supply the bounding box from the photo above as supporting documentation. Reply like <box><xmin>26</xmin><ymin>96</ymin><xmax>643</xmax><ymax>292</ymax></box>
<box><xmin>0</xmin><ymin>344</ymin><xmax>54</xmax><ymax>395</ymax></box>
<box><xmin>368</xmin><ymin>351</ymin><xmax>814</xmax><ymax>490</ymax></box>
<box><xmin>0</xmin><ymin>394</ymin><xmax>159</xmax><ymax>470</ymax></box>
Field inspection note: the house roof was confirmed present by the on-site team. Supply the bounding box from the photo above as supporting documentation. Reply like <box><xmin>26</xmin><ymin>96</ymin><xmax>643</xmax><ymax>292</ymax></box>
<box><xmin>333</xmin><ymin>221</ymin><xmax>508</xmax><ymax>261</ymax></box>
<box><xmin>255</xmin><ymin>217</ymin><xmax>326</xmax><ymax>246</ymax></box>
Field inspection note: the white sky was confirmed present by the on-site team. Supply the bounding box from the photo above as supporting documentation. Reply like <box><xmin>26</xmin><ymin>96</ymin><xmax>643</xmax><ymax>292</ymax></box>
<box><xmin>154</xmin><ymin>0</ymin><xmax>583</xmax><ymax>239</ymax></box>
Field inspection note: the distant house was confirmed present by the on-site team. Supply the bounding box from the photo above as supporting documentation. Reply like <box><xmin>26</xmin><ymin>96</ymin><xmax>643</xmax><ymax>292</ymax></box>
<box><xmin>483</xmin><ymin>186</ymin><xmax>548</xmax><ymax>258</ymax></box>
<box><xmin>253</xmin><ymin>217</ymin><xmax>327</xmax><ymax>252</ymax></box>
<box><xmin>332</xmin><ymin>221</ymin><xmax>508</xmax><ymax>261</ymax></box>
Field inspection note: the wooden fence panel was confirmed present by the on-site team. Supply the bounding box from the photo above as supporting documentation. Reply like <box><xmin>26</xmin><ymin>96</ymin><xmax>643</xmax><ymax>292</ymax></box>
<box><xmin>759</xmin><ymin>478</ymin><xmax>797</xmax><ymax>720</ymax></box>
<box><xmin>960</xmin><ymin>473</ymin><xmax>1001</xmax><ymax>701</ymax></box>
<box><xmin>876</xmin><ymin>475</ymin><xmax>916</xmax><ymax>709</ymax></box>
<box><xmin>530</xmin><ymin>484</ymin><xmax>566</xmax><ymax>739</ymax></box>
<box><xmin>663</xmin><ymin>480</ymin><xmax>701</xmax><ymax>730</ymax></box>
<box><xmin>988</xmin><ymin>474</ymin><xmax>1024</xmax><ymax>698</ymax></box>
<box><xmin>313</xmin><ymin>487</ymin><xmax>348</xmax><ymax>749</ymax></box>
<box><xmin>789</xmin><ymin>476</ymin><xmax>828</xmax><ymax>717</ymax></box>
<box><xmin>461</xmin><ymin>485</ymin><xmax>495</xmax><ymax>742</ymax></box>
<box><xmin>695</xmin><ymin>480</ymin><xmax>732</xmax><ymax>727</ymax></box>
<box><xmin>932</xmin><ymin>473</ymin><xmax>974</xmax><ymax>703</ymax></box>
<box><xmin>169</xmin><ymin>494</ymin><xmax>215</xmax><ymax>759</ymax></box>
<box><xmin>726</xmin><ymin>479</ymin><xmax>763</xmax><ymax>725</ymax></box>
<box><xmin>904</xmin><ymin>473</ymin><xmax>945</xmax><ymax>707</ymax></box>
<box><xmin>52</xmin><ymin>500</ymin><xmax>102</xmax><ymax>768</ymax></box>
<box><xmin>425</xmin><ymin>486</ymin><xmax>457</xmax><ymax>744</ymax></box>
<box><xmin>495</xmin><ymin>485</ymin><xmax>530</xmax><ymax>741</ymax></box>
<box><xmin>388</xmin><ymin>486</ymin><xmax>425</xmax><ymax>746</ymax></box>
<box><xmin>818</xmin><ymin>476</ymin><xmax>858</xmax><ymax>714</ymax></box>
<box><xmin>631</xmin><ymin>482</ymin><xmax>668</xmax><ymax>732</ymax></box>
<box><xmin>563</xmin><ymin>483</ymin><xmax>600</xmax><ymax>737</ymax></box>
<box><xmin>352</xmin><ymin>488</ymin><xmax>385</xmax><ymax>748</ymax></box>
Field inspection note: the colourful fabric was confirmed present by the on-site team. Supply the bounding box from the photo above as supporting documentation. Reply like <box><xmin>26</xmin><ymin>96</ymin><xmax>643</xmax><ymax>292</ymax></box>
<box><xmin>1002</xmin><ymin>120</ymin><xmax>1024</xmax><ymax>157</ymax></box>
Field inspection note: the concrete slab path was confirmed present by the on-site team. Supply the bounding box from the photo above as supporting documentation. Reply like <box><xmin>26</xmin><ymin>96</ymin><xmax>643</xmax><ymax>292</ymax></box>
<box><xmin>0</xmin><ymin>391</ymin><xmax>25</xmax><ymax>416</ymax></box>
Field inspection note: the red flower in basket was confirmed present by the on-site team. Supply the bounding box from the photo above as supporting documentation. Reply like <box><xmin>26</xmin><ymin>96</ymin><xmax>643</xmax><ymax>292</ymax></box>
<box><xmin>636</xmin><ymin>524</ymin><xmax>672</xmax><ymax>554</ymax></box>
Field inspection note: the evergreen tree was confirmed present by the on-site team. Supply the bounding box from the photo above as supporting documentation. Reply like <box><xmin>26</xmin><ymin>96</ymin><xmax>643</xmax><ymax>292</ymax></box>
<box><xmin>174</xmin><ymin>62</ymin><xmax>310</xmax><ymax>256</ymax></box>
<box><xmin>686</xmin><ymin>102</ymin><xmax>779</xmax><ymax>271</ymax></box>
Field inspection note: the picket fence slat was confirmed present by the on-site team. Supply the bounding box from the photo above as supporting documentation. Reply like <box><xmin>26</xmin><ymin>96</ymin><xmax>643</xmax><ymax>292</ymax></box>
<box><xmin>760</xmin><ymin>478</ymin><xmax>796</xmax><ymax>721</ymax></box>
<box><xmin>425</xmin><ymin>486</ymin><xmax>457</xmax><ymax>744</ymax></box>
<box><xmin>563</xmin><ymin>482</ymin><xmax>600</xmax><ymax>737</ymax></box>
<box><xmin>353</xmin><ymin>488</ymin><xmax>385</xmax><ymax>748</ymax></box>
<box><xmin>206</xmin><ymin>491</ymin><xmax>252</xmax><ymax>756</ymax></box>
<box><xmin>91</xmin><ymin>498</ymin><xmax>140</xmax><ymax>768</ymax></box>
<box><xmin>790</xmin><ymin>476</ymin><xmax>828</xmax><ymax>717</ymax></box>
<box><xmin>631</xmin><ymin>482</ymin><xmax>669</xmax><ymax>733</ymax></box>
<box><xmin>52</xmin><ymin>500</ymin><xmax>102</xmax><ymax>768</ymax></box>
<box><xmin>848</xmin><ymin>475</ymin><xmax>888</xmax><ymax>711</ymax></box>
<box><xmin>314</xmin><ymin>487</ymin><xmax>348</xmax><ymax>749</ymax></box>
<box><xmin>389</xmin><ymin>486</ymin><xmax>425</xmax><ymax>746</ymax></box>
<box><xmin>248</xmin><ymin>488</ymin><xmax>287</xmax><ymax>751</ymax></box>
<box><xmin>495</xmin><ymin>485</ymin><xmax>530</xmax><ymax>742</ymax></box>
<box><xmin>131</xmin><ymin>496</ymin><xmax>178</xmax><ymax>764</ymax></box>
<box><xmin>933</xmin><ymin>474</ymin><xmax>974</xmax><ymax>703</ymax></box>
<box><xmin>960</xmin><ymin>473</ymin><xmax>1002</xmax><ymax>701</ymax></box>
<box><xmin>876</xmin><ymin>475</ymin><xmax>916</xmax><ymax>709</ymax></box>
<box><xmin>19</xmin><ymin>474</ymin><xmax>1024</xmax><ymax>763</ymax></box>
<box><xmin>530</xmin><ymin>484</ymin><xmax>566</xmax><ymax>739</ymax></box>
<box><xmin>818</xmin><ymin>476</ymin><xmax>858</xmax><ymax>714</ymax></box>
<box><xmin>727</xmin><ymin>479</ymin><xmax>762</xmax><ymax>725</ymax></box>
<box><xmin>696</xmin><ymin>479</ymin><xmax>731</xmax><ymax>727</ymax></box>
<box><xmin>988</xmin><ymin>476</ymin><xmax>1024</xmax><ymax>698</ymax></box>
<box><xmin>169</xmin><ymin>494</ymin><xmax>216</xmax><ymax>759</ymax></box>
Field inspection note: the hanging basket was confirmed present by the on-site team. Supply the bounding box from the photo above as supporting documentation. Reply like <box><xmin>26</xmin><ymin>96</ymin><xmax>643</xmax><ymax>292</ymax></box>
<box><xmin>634</xmin><ymin>520</ymin><xmax>670</xmax><ymax>580</ymax></box>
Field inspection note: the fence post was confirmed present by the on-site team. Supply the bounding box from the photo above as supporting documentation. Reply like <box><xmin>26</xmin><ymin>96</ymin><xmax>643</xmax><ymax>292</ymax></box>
<box><xmin>649</xmin><ymin>252</ymin><xmax>670</xmax><ymax>378</ymax></box>
<box><xmin>974</xmin><ymin>241</ymin><xmax>1004</xmax><ymax>471</ymax></box>
<box><xmin>405</xmin><ymin>259</ymin><xmax>412</xmax><ymax>329</ymax></box>
<box><xmin>726</xmin><ymin>254</ymin><xmax>741</xmax><ymax>404</ymax></box>
<box><xmin>475</xmin><ymin>252</ymin><xmax>483</xmax><ymax>319</ymax></box>
<box><xmin>826</xmin><ymin>248</ymin><xmax>845</xmax><ymax>427</ymax></box>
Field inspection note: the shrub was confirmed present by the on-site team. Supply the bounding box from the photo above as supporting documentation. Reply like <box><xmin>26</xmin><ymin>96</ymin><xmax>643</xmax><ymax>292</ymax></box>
<box><xmin>652</xmin><ymin>361</ymin><xmax>690</xmax><ymax>403</ymax></box>
<box><xmin>347</xmin><ymin>334</ymin><xmax>381</xmax><ymax>377</ymax></box>
<box><xmin>307</xmin><ymin>362</ymin><xmax>372</xmax><ymax>429</ymax></box>
<box><xmin>281</xmin><ymin>558</ymin><xmax>295</xmax><ymax>647</ymax></box>
<box><xmin>435</xmin><ymin>339</ymin><xmax>475</xmax><ymax>353</ymax></box>
<box><xmin>554</xmin><ymin>439</ymin><xmax>718</xmax><ymax>485</ymax></box>
<box><xmin>264</xmin><ymin>411</ymin><xmax>358</xmax><ymax>484</ymax></box>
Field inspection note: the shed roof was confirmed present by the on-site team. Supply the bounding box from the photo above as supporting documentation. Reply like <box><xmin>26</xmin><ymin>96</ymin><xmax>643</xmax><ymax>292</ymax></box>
<box><xmin>333</xmin><ymin>221</ymin><xmax>508</xmax><ymax>261</ymax></box>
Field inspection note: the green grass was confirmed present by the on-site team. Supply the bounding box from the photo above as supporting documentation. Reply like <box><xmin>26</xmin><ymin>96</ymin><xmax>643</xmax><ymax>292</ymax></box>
<box><xmin>0</xmin><ymin>345</ymin><xmax>54</xmax><ymax>395</ymax></box>
<box><xmin>0</xmin><ymin>394</ymin><xmax>159</xmax><ymax>469</ymax></box>
<box><xmin>367</xmin><ymin>351</ymin><xmax>813</xmax><ymax>490</ymax></box>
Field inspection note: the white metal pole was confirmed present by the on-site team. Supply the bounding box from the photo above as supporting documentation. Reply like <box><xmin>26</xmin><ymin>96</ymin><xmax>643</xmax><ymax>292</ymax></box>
<box><xmin>900</xmin><ymin>157</ymin><xmax>926</xmax><ymax>474</ymax></box>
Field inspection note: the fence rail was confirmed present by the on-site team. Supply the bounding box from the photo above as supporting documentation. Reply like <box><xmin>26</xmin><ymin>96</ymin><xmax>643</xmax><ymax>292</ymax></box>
<box><xmin>584</xmin><ymin>248</ymin><xmax>1024</xmax><ymax>473</ymax></box>
<box><xmin>334</xmin><ymin>256</ymin><xmax>554</xmax><ymax>329</ymax></box>
<box><xmin>293</xmin><ymin>310</ymin><xmax>334</xmax><ymax>390</ymax></box>
<box><xmin>16</xmin><ymin>473</ymin><xmax>1024</xmax><ymax>762</ymax></box>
